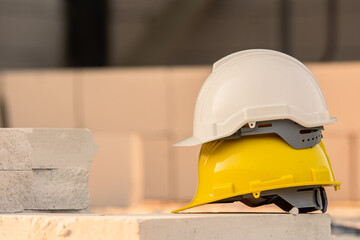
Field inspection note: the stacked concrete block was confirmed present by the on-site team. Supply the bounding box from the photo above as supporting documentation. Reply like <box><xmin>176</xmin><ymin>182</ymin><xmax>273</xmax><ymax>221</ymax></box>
<box><xmin>0</xmin><ymin>128</ymin><xmax>97</xmax><ymax>212</ymax></box>
<box><xmin>0</xmin><ymin>129</ymin><xmax>32</xmax><ymax>212</ymax></box>
<box><xmin>24</xmin><ymin>129</ymin><xmax>98</xmax><ymax>211</ymax></box>
<box><xmin>26</xmin><ymin>168</ymin><xmax>90</xmax><ymax>210</ymax></box>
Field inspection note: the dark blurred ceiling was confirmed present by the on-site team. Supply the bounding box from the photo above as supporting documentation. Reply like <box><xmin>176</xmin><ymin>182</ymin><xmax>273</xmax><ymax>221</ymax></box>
<box><xmin>0</xmin><ymin>0</ymin><xmax>360</xmax><ymax>68</ymax></box>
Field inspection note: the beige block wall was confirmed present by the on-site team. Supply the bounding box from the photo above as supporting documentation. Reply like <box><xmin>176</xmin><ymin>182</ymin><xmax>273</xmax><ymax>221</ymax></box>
<box><xmin>322</xmin><ymin>134</ymin><xmax>351</xmax><ymax>201</ymax></box>
<box><xmin>309</xmin><ymin>62</ymin><xmax>360</xmax><ymax>133</ymax></box>
<box><xmin>81</xmin><ymin>68</ymin><xmax>168</xmax><ymax>134</ymax></box>
<box><xmin>2</xmin><ymin>70</ymin><xmax>76</xmax><ymax>128</ymax></box>
<box><xmin>1</xmin><ymin>62</ymin><xmax>359</xmax><ymax>207</ymax></box>
<box><xmin>142</xmin><ymin>135</ymin><xmax>170</xmax><ymax>199</ymax></box>
<box><xmin>89</xmin><ymin>132</ymin><xmax>143</xmax><ymax>207</ymax></box>
<box><xmin>169</xmin><ymin>134</ymin><xmax>200</xmax><ymax>200</ymax></box>
<box><xmin>167</xmin><ymin>67</ymin><xmax>210</xmax><ymax>133</ymax></box>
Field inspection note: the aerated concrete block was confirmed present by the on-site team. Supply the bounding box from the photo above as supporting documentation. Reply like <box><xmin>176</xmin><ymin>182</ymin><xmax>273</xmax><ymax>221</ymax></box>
<box><xmin>0</xmin><ymin>171</ymin><xmax>32</xmax><ymax>213</ymax></box>
<box><xmin>0</xmin><ymin>129</ymin><xmax>31</xmax><ymax>170</ymax></box>
<box><xmin>0</xmin><ymin>213</ymin><xmax>331</xmax><ymax>240</ymax></box>
<box><xmin>25</xmin><ymin>168</ymin><xmax>89</xmax><ymax>210</ymax></box>
<box><xmin>143</xmin><ymin>137</ymin><xmax>169</xmax><ymax>199</ymax></box>
<box><xmin>322</xmin><ymin>135</ymin><xmax>351</xmax><ymax>201</ymax></box>
<box><xmin>169</xmin><ymin>134</ymin><xmax>200</xmax><ymax>200</ymax></box>
<box><xmin>25</xmin><ymin>128</ymin><xmax>98</xmax><ymax>169</ymax></box>
<box><xmin>168</xmin><ymin>67</ymin><xmax>209</xmax><ymax>133</ymax></box>
<box><xmin>89</xmin><ymin>132</ymin><xmax>142</xmax><ymax>207</ymax></box>
<box><xmin>308</xmin><ymin>62</ymin><xmax>360</xmax><ymax>132</ymax></box>
<box><xmin>82</xmin><ymin>68</ymin><xmax>168</xmax><ymax>133</ymax></box>
<box><xmin>3</xmin><ymin>71</ymin><xmax>76</xmax><ymax>127</ymax></box>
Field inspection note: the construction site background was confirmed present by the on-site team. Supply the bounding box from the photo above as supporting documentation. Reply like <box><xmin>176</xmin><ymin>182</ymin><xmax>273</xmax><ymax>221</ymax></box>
<box><xmin>0</xmin><ymin>0</ymin><xmax>359</xmax><ymax>213</ymax></box>
<box><xmin>0</xmin><ymin>63</ymin><xmax>357</xmax><ymax>209</ymax></box>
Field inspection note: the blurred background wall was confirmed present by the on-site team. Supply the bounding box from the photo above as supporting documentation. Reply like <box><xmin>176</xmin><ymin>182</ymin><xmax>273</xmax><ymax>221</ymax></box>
<box><xmin>0</xmin><ymin>64</ymin><xmax>358</xmax><ymax>208</ymax></box>
<box><xmin>1</xmin><ymin>0</ymin><xmax>360</xmax><ymax>68</ymax></box>
<box><xmin>0</xmin><ymin>0</ymin><xmax>65</xmax><ymax>68</ymax></box>
<box><xmin>0</xmin><ymin>0</ymin><xmax>359</xmax><ymax>209</ymax></box>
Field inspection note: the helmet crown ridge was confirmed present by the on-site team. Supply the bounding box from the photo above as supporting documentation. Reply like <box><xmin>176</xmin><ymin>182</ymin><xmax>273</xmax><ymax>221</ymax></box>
<box><xmin>174</xmin><ymin>49</ymin><xmax>336</xmax><ymax>147</ymax></box>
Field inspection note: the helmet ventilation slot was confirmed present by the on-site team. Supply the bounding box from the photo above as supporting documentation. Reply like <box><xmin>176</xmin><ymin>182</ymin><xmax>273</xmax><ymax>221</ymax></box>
<box><xmin>300</xmin><ymin>129</ymin><xmax>317</xmax><ymax>134</ymax></box>
<box><xmin>225</xmin><ymin>120</ymin><xmax>323</xmax><ymax>149</ymax></box>
<box><xmin>301</xmin><ymin>133</ymin><xmax>322</xmax><ymax>143</ymax></box>
<box><xmin>258</xmin><ymin>123</ymin><xmax>272</xmax><ymax>128</ymax></box>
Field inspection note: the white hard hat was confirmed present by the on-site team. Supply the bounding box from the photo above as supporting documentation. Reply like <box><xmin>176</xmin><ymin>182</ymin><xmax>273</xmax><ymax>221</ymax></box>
<box><xmin>175</xmin><ymin>49</ymin><xmax>336</xmax><ymax>146</ymax></box>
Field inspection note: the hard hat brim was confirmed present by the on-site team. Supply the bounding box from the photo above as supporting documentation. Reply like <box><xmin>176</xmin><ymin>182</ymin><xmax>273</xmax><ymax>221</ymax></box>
<box><xmin>174</xmin><ymin>117</ymin><xmax>337</xmax><ymax>147</ymax></box>
<box><xmin>172</xmin><ymin>182</ymin><xmax>340</xmax><ymax>213</ymax></box>
<box><xmin>173</xmin><ymin>136</ymin><xmax>205</xmax><ymax>146</ymax></box>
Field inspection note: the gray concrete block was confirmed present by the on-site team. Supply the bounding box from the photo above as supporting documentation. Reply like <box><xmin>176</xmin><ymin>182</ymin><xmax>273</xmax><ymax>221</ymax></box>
<box><xmin>0</xmin><ymin>129</ymin><xmax>31</xmax><ymax>170</ymax></box>
<box><xmin>138</xmin><ymin>214</ymin><xmax>331</xmax><ymax>240</ymax></box>
<box><xmin>0</xmin><ymin>213</ymin><xmax>331</xmax><ymax>239</ymax></box>
<box><xmin>25</xmin><ymin>168</ymin><xmax>89</xmax><ymax>210</ymax></box>
<box><xmin>0</xmin><ymin>171</ymin><xmax>32</xmax><ymax>213</ymax></box>
<box><xmin>25</xmin><ymin>129</ymin><xmax>98</xmax><ymax>169</ymax></box>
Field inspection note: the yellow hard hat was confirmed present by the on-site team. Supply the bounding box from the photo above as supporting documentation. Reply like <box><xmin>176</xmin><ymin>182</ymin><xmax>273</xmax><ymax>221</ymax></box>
<box><xmin>173</xmin><ymin>134</ymin><xmax>340</xmax><ymax>213</ymax></box>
